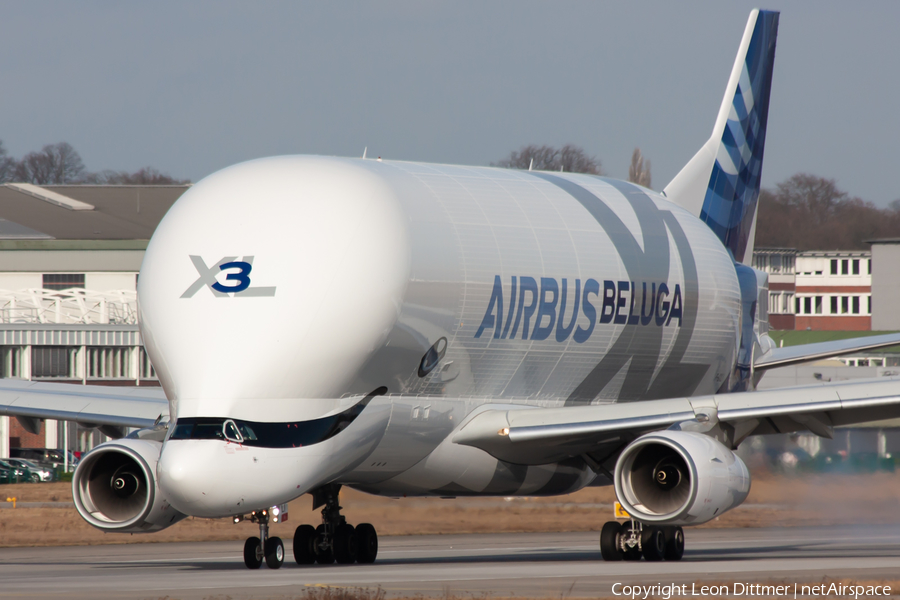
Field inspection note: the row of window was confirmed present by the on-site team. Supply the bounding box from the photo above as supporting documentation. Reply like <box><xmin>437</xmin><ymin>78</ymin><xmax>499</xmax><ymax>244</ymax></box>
<box><xmin>753</xmin><ymin>254</ymin><xmax>795</xmax><ymax>274</ymax></box>
<box><xmin>0</xmin><ymin>346</ymin><xmax>156</xmax><ymax>380</ymax></box>
<box><xmin>830</xmin><ymin>258</ymin><xmax>870</xmax><ymax>276</ymax></box>
<box><xmin>32</xmin><ymin>274</ymin><xmax>138</xmax><ymax>291</ymax></box>
<box><xmin>768</xmin><ymin>292</ymin><xmax>872</xmax><ymax>316</ymax></box>
<box><xmin>42</xmin><ymin>274</ymin><xmax>85</xmax><ymax>291</ymax></box>
<box><xmin>794</xmin><ymin>294</ymin><xmax>871</xmax><ymax>316</ymax></box>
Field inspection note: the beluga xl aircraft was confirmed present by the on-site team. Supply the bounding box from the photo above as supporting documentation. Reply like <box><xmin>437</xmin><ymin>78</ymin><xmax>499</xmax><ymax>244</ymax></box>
<box><xmin>3</xmin><ymin>8</ymin><xmax>900</xmax><ymax>568</ymax></box>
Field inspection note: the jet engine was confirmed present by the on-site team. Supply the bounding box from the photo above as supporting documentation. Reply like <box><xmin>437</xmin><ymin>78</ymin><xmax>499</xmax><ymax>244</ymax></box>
<box><xmin>72</xmin><ymin>437</ymin><xmax>186</xmax><ymax>533</ymax></box>
<box><xmin>614</xmin><ymin>430</ymin><xmax>750</xmax><ymax>525</ymax></box>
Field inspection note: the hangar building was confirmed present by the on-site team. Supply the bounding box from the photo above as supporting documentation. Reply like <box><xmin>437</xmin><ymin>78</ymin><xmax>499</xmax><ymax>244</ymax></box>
<box><xmin>0</xmin><ymin>183</ymin><xmax>188</xmax><ymax>460</ymax></box>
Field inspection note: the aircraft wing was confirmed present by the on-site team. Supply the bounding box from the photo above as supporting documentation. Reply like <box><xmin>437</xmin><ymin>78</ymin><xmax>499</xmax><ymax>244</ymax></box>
<box><xmin>0</xmin><ymin>379</ymin><xmax>168</xmax><ymax>430</ymax></box>
<box><xmin>453</xmin><ymin>377</ymin><xmax>900</xmax><ymax>466</ymax></box>
<box><xmin>755</xmin><ymin>332</ymin><xmax>900</xmax><ymax>370</ymax></box>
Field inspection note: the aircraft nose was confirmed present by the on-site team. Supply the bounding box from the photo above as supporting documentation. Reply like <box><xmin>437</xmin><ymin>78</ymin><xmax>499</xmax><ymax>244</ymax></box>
<box><xmin>157</xmin><ymin>440</ymin><xmax>290</xmax><ymax>517</ymax></box>
<box><xmin>156</xmin><ymin>438</ymin><xmax>341</xmax><ymax>518</ymax></box>
<box><xmin>156</xmin><ymin>441</ymin><xmax>221</xmax><ymax>512</ymax></box>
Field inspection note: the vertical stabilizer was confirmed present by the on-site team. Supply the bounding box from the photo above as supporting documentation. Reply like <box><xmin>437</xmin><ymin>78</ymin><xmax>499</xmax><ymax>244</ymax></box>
<box><xmin>663</xmin><ymin>9</ymin><xmax>779</xmax><ymax>264</ymax></box>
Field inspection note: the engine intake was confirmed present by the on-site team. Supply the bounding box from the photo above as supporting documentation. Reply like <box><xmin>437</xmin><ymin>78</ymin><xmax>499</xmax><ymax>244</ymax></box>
<box><xmin>73</xmin><ymin>438</ymin><xmax>186</xmax><ymax>533</ymax></box>
<box><xmin>614</xmin><ymin>430</ymin><xmax>750</xmax><ymax>525</ymax></box>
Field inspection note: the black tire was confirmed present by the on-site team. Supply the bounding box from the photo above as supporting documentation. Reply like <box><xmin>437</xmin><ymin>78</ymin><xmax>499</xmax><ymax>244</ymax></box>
<box><xmin>664</xmin><ymin>526</ymin><xmax>685</xmax><ymax>561</ymax></box>
<box><xmin>293</xmin><ymin>524</ymin><xmax>317</xmax><ymax>565</ymax></box>
<box><xmin>265</xmin><ymin>537</ymin><xmax>284</xmax><ymax>569</ymax></box>
<box><xmin>642</xmin><ymin>527</ymin><xmax>666</xmax><ymax>561</ymax></box>
<box><xmin>243</xmin><ymin>537</ymin><xmax>262</xmax><ymax>569</ymax></box>
<box><xmin>30</xmin><ymin>473</ymin><xmax>41</xmax><ymax>483</ymax></box>
<box><xmin>599</xmin><ymin>521</ymin><xmax>623</xmax><ymax>561</ymax></box>
<box><xmin>314</xmin><ymin>525</ymin><xmax>335</xmax><ymax>565</ymax></box>
<box><xmin>621</xmin><ymin>524</ymin><xmax>642</xmax><ymax>561</ymax></box>
<box><xmin>334</xmin><ymin>524</ymin><xmax>359</xmax><ymax>564</ymax></box>
<box><xmin>356</xmin><ymin>523</ymin><xmax>378</xmax><ymax>564</ymax></box>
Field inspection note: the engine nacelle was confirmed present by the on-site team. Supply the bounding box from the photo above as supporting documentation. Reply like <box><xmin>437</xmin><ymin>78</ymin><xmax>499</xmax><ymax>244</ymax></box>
<box><xmin>73</xmin><ymin>438</ymin><xmax>187</xmax><ymax>533</ymax></box>
<box><xmin>614</xmin><ymin>430</ymin><xmax>750</xmax><ymax>525</ymax></box>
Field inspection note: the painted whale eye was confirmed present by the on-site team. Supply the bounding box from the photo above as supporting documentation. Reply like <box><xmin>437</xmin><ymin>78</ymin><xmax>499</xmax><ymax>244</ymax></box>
<box><xmin>417</xmin><ymin>337</ymin><xmax>448</xmax><ymax>378</ymax></box>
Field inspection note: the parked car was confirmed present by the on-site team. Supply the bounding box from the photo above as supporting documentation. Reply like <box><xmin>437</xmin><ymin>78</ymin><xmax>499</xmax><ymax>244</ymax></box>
<box><xmin>9</xmin><ymin>448</ymin><xmax>78</xmax><ymax>472</ymax></box>
<box><xmin>3</xmin><ymin>458</ymin><xmax>54</xmax><ymax>482</ymax></box>
<box><xmin>0</xmin><ymin>460</ymin><xmax>29</xmax><ymax>483</ymax></box>
<box><xmin>0</xmin><ymin>464</ymin><xmax>16</xmax><ymax>484</ymax></box>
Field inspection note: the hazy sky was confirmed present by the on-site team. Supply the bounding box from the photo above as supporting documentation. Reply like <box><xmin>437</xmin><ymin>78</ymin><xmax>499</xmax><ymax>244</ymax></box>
<box><xmin>2</xmin><ymin>2</ymin><xmax>898</xmax><ymax>205</ymax></box>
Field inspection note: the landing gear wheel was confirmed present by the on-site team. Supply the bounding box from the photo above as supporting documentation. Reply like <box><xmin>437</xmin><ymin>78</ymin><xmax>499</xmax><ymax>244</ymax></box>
<box><xmin>334</xmin><ymin>524</ymin><xmax>359</xmax><ymax>564</ymax></box>
<box><xmin>621</xmin><ymin>524</ymin><xmax>642</xmax><ymax>561</ymax></box>
<box><xmin>664</xmin><ymin>526</ymin><xmax>685</xmax><ymax>561</ymax></box>
<box><xmin>265</xmin><ymin>536</ymin><xmax>284</xmax><ymax>569</ymax></box>
<box><xmin>315</xmin><ymin>524</ymin><xmax>335</xmax><ymax>564</ymax></box>
<box><xmin>356</xmin><ymin>523</ymin><xmax>378</xmax><ymax>564</ymax></box>
<box><xmin>600</xmin><ymin>521</ymin><xmax>623</xmax><ymax>561</ymax></box>
<box><xmin>642</xmin><ymin>527</ymin><xmax>666</xmax><ymax>561</ymax></box>
<box><xmin>293</xmin><ymin>524</ymin><xmax>317</xmax><ymax>564</ymax></box>
<box><xmin>243</xmin><ymin>536</ymin><xmax>263</xmax><ymax>569</ymax></box>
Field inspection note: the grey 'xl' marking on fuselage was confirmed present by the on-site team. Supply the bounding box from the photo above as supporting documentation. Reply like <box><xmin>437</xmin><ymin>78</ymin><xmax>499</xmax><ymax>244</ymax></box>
<box><xmin>530</xmin><ymin>174</ymin><xmax>700</xmax><ymax>404</ymax></box>
<box><xmin>181</xmin><ymin>256</ymin><xmax>237</xmax><ymax>298</ymax></box>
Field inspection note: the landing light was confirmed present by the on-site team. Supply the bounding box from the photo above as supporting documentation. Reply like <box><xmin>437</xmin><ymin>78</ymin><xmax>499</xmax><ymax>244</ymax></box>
<box><xmin>498</xmin><ymin>427</ymin><xmax>510</xmax><ymax>436</ymax></box>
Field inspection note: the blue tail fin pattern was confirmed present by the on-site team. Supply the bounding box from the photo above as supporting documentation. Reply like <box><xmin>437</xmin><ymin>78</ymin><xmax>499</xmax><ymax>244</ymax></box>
<box><xmin>700</xmin><ymin>10</ymin><xmax>778</xmax><ymax>263</ymax></box>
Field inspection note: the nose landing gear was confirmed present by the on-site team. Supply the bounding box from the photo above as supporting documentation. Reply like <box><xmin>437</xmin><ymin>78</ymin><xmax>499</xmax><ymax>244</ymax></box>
<box><xmin>242</xmin><ymin>509</ymin><xmax>284</xmax><ymax>569</ymax></box>
<box><xmin>293</xmin><ymin>483</ymin><xmax>378</xmax><ymax>566</ymax></box>
<box><xmin>237</xmin><ymin>484</ymin><xmax>377</xmax><ymax>570</ymax></box>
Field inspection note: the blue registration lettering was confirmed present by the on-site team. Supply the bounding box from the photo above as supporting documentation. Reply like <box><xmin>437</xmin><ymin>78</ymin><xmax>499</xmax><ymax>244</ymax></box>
<box><xmin>531</xmin><ymin>278</ymin><xmax>559</xmax><ymax>341</ymax></box>
<box><xmin>475</xmin><ymin>275</ymin><xmax>504</xmax><ymax>339</ymax></box>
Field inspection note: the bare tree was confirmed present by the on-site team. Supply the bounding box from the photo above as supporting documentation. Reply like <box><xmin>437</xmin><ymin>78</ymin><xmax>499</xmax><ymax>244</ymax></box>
<box><xmin>13</xmin><ymin>142</ymin><xmax>85</xmax><ymax>184</ymax></box>
<box><xmin>493</xmin><ymin>144</ymin><xmax>602</xmax><ymax>174</ymax></box>
<box><xmin>0</xmin><ymin>140</ymin><xmax>15</xmax><ymax>183</ymax></box>
<box><xmin>755</xmin><ymin>173</ymin><xmax>900</xmax><ymax>250</ymax></box>
<box><xmin>627</xmin><ymin>147</ymin><xmax>651</xmax><ymax>188</ymax></box>
<box><xmin>82</xmin><ymin>167</ymin><xmax>189</xmax><ymax>185</ymax></box>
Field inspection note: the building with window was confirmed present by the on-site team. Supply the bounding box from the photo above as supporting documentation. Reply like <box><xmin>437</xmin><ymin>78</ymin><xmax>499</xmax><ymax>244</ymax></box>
<box><xmin>0</xmin><ymin>183</ymin><xmax>188</xmax><ymax>459</ymax></box>
<box><xmin>754</xmin><ymin>248</ymin><xmax>872</xmax><ymax>331</ymax></box>
<box><xmin>752</xmin><ymin>248</ymin><xmax>796</xmax><ymax>330</ymax></box>
<box><xmin>794</xmin><ymin>250</ymin><xmax>871</xmax><ymax>330</ymax></box>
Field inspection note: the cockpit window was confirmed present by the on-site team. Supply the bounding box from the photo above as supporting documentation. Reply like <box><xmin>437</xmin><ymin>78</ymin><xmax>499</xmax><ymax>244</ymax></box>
<box><xmin>223</xmin><ymin>420</ymin><xmax>243</xmax><ymax>442</ymax></box>
<box><xmin>166</xmin><ymin>387</ymin><xmax>387</xmax><ymax>449</ymax></box>
<box><xmin>238</xmin><ymin>423</ymin><xmax>258</xmax><ymax>441</ymax></box>
<box><xmin>170</xmin><ymin>423</ymin><xmax>194</xmax><ymax>439</ymax></box>
<box><xmin>169</xmin><ymin>421</ymin><xmax>224</xmax><ymax>440</ymax></box>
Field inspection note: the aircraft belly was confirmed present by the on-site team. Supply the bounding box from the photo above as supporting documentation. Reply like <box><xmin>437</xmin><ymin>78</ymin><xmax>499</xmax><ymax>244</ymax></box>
<box><xmin>341</xmin><ymin>396</ymin><xmax>463</xmax><ymax>484</ymax></box>
<box><xmin>349</xmin><ymin>432</ymin><xmax>595</xmax><ymax>498</ymax></box>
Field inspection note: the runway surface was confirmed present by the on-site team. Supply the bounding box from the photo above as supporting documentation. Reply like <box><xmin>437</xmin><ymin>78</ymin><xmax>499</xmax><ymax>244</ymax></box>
<box><xmin>2</xmin><ymin>526</ymin><xmax>900</xmax><ymax>599</ymax></box>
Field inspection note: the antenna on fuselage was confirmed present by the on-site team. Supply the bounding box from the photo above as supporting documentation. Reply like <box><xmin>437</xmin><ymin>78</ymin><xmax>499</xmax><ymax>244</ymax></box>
<box><xmin>528</xmin><ymin>158</ymin><xmax>533</xmax><ymax>171</ymax></box>
<box><xmin>362</xmin><ymin>147</ymin><xmax>367</xmax><ymax>159</ymax></box>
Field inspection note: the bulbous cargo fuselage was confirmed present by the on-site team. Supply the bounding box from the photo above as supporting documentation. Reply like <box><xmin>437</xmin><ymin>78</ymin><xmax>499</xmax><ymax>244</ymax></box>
<box><xmin>137</xmin><ymin>155</ymin><xmax>742</xmax><ymax>516</ymax></box>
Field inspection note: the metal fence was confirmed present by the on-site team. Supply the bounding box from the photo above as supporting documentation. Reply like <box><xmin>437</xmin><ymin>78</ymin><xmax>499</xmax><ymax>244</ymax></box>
<box><xmin>0</xmin><ymin>289</ymin><xmax>137</xmax><ymax>325</ymax></box>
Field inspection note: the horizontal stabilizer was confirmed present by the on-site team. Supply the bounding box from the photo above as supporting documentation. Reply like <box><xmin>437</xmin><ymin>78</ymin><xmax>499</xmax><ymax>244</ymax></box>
<box><xmin>755</xmin><ymin>332</ymin><xmax>900</xmax><ymax>370</ymax></box>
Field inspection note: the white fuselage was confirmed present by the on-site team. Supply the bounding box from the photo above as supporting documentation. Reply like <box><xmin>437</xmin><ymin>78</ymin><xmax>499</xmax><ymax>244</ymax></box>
<box><xmin>139</xmin><ymin>156</ymin><xmax>742</xmax><ymax>517</ymax></box>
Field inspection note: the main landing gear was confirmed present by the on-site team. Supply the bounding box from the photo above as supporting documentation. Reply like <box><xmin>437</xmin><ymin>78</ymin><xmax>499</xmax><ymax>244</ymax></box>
<box><xmin>600</xmin><ymin>520</ymin><xmax>684</xmax><ymax>562</ymax></box>
<box><xmin>243</xmin><ymin>509</ymin><xmax>285</xmax><ymax>569</ymax></box>
<box><xmin>293</xmin><ymin>483</ymin><xmax>378</xmax><ymax>566</ymax></box>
